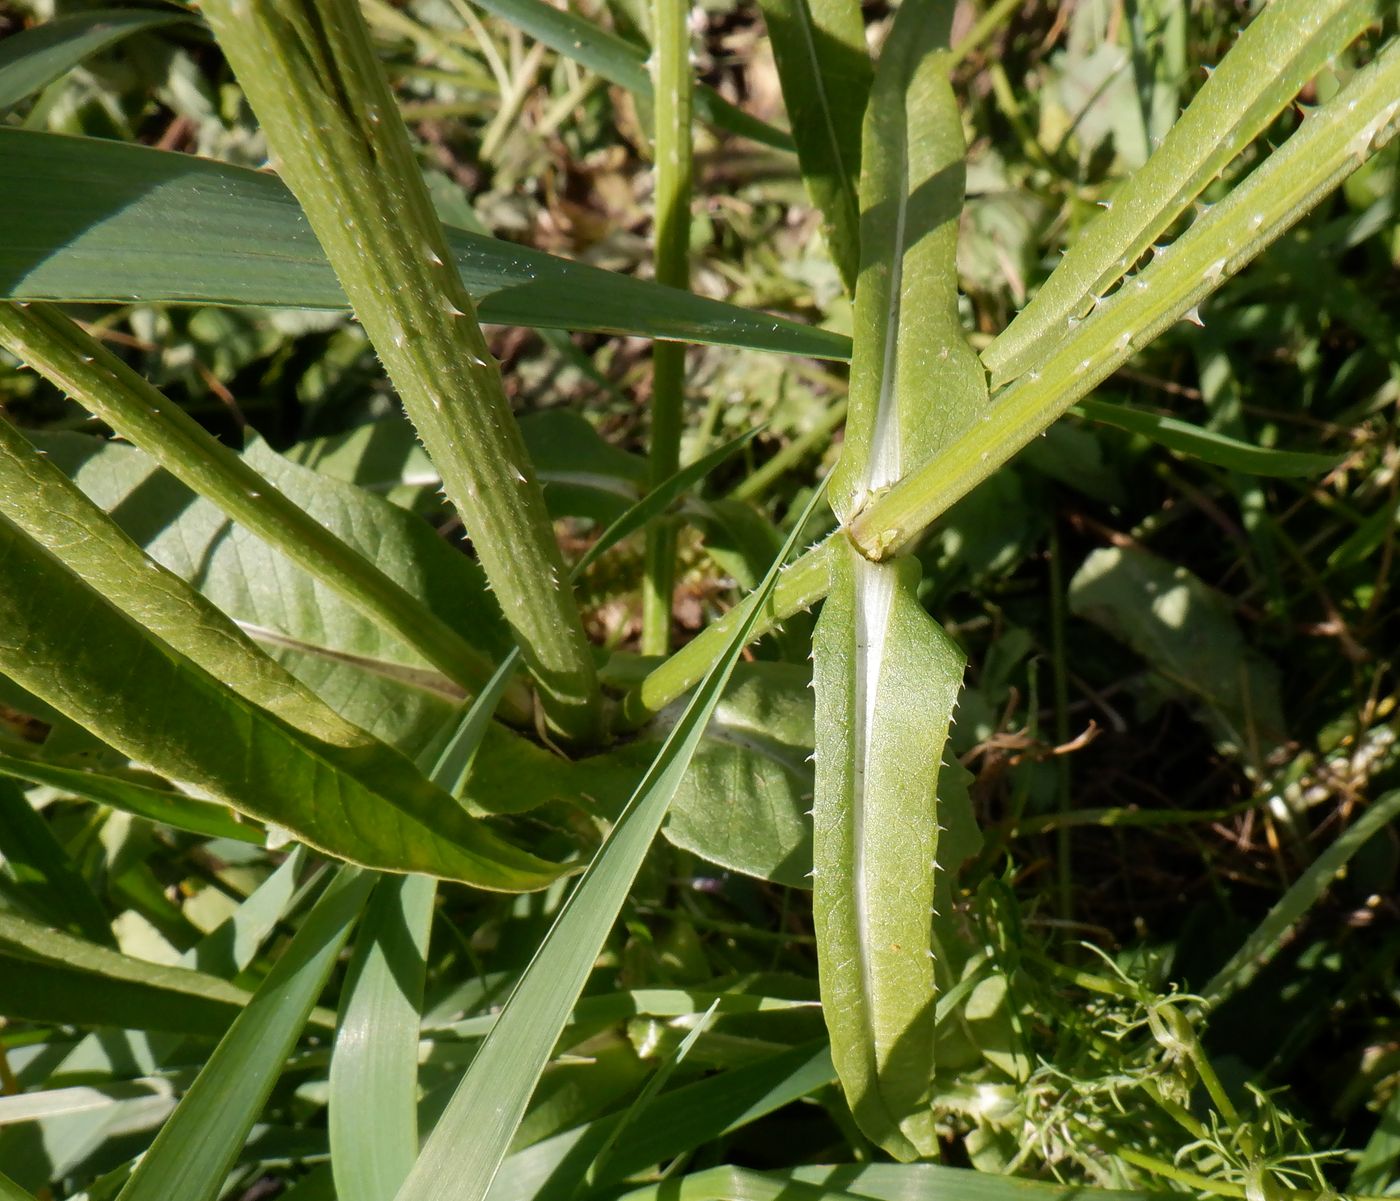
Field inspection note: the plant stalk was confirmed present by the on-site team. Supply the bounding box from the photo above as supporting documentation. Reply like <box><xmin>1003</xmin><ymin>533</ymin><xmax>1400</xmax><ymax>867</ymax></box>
<box><xmin>199</xmin><ymin>0</ymin><xmax>601</xmax><ymax>742</ymax></box>
<box><xmin>641</xmin><ymin>0</ymin><xmax>695</xmax><ymax>657</ymax></box>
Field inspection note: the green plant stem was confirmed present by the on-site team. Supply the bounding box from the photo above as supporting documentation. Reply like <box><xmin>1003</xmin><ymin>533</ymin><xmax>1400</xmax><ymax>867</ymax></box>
<box><xmin>199</xmin><ymin>0</ymin><xmax>601</xmax><ymax>742</ymax></box>
<box><xmin>641</xmin><ymin>0</ymin><xmax>695</xmax><ymax>657</ymax></box>
<box><xmin>949</xmin><ymin>0</ymin><xmax>1023</xmax><ymax>68</ymax></box>
<box><xmin>0</xmin><ymin>301</ymin><xmax>531</xmax><ymax>725</ymax></box>
<box><xmin>622</xmin><ymin>536</ymin><xmax>837</xmax><ymax>726</ymax></box>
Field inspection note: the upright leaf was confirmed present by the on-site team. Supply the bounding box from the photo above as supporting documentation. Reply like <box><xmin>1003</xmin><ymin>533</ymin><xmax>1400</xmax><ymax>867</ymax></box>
<box><xmin>116</xmin><ymin>868</ymin><xmax>374</xmax><ymax>1201</ymax></box>
<box><xmin>199</xmin><ymin>0</ymin><xmax>601</xmax><ymax>740</ymax></box>
<box><xmin>813</xmin><ymin>0</ymin><xmax>981</xmax><ymax>1159</ymax></box>
<box><xmin>392</xmin><ymin>484</ymin><xmax>830</xmax><ymax>1201</ymax></box>
<box><xmin>756</xmin><ymin>0</ymin><xmax>872</xmax><ymax>293</ymax></box>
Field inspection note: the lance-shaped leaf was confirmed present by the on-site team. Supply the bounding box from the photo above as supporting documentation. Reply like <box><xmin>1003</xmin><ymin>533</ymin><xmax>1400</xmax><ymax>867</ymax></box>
<box><xmin>756</xmin><ymin>0</ymin><xmax>872</xmax><ymax>294</ymax></box>
<box><xmin>983</xmin><ymin>0</ymin><xmax>1385</xmax><ymax>388</ymax></box>
<box><xmin>813</xmin><ymin>547</ymin><xmax>964</xmax><ymax>1160</ymax></box>
<box><xmin>813</xmin><ymin>0</ymin><xmax>981</xmax><ymax>1159</ymax></box>
<box><xmin>828</xmin><ymin>1</ymin><xmax>986</xmax><ymax>529</ymax></box>
<box><xmin>0</xmin><ymin>513</ymin><xmax>559</xmax><ymax>890</ymax></box>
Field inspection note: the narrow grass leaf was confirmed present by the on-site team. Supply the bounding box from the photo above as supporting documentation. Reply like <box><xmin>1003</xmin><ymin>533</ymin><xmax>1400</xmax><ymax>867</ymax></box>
<box><xmin>1075</xmin><ymin>398</ymin><xmax>1341</xmax><ymax>477</ymax></box>
<box><xmin>616</xmin><ymin>1163</ymin><xmax>1178</xmax><ymax>1201</ymax></box>
<box><xmin>0</xmin><ymin>1169</ymin><xmax>38</xmax><ymax>1201</ymax></box>
<box><xmin>756</xmin><ymin>0</ymin><xmax>871</xmax><ymax>292</ymax></box>
<box><xmin>0</xmin><ymin>777</ymin><xmax>112</xmax><ymax>945</ymax></box>
<box><xmin>814</xmin><ymin>0</ymin><xmax>979</xmax><ymax>1160</ymax></box>
<box><xmin>0</xmin><ymin>514</ymin><xmax>559</xmax><ymax>888</ymax></box>
<box><xmin>0</xmin><ymin>909</ymin><xmax>250</xmax><ymax>1036</ymax></box>
<box><xmin>183</xmin><ymin>847</ymin><xmax>310</xmax><ymax>979</ymax></box>
<box><xmin>0</xmin><ymin>9</ymin><xmax>192</xmax><ymax>111</ymax></box>
<box><xmin>0</xmin><ymin>131</ymin><xmax>847</xmax><ymax>359</ymax></box>
<box><xmin>330</xmin><ymin>874</ymin><xmax>436</xmax><ymax>1201</ymax></box>
<box><xmin>393</xmin><ymin>483</ymin><xmax>830</xmax><ymax>1201</ymax></box>
<box><xmin>983</xmin><ymin>0</ymin><xmax>1384</xmax><ymax>387</ymax></box>
<box><xmin>465</xmin><ymin>0</ymin><xmax>794</xmax><ymax>151</ymax></box>
<box><xmin>487</xmin><ymin>1041</ymin><xmax>835</xmax><ymax>1201</ymax></box>
<box><xmin>0</xmin><ymin>751</ymin><xmax>264</xmax><ymax>846</ymax></box>
<box><xmin>1201</xmin><ymin>790</ymin><xmax>1400</xmax><ymax>1005</ymax></box>
<box><xmin>115</xmin><ymin>868</ymin><xmax>374</xmax><ymax>1201</ymax></box>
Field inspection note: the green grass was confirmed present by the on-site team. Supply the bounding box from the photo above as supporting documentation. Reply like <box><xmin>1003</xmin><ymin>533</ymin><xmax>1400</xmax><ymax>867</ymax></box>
<box><xmin>0</xmin><ymin>1</ymin><xmax>1398</xmax><ymax>1198</ymax></box>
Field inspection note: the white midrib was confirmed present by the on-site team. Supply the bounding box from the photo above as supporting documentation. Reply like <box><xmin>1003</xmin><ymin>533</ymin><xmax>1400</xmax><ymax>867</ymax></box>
<box><xmin>851</xmin><ymin>553</ymin><xmax>894</xmax><ymax>1067</ymax></box>
<box><xmin>792</xmin><ymin>5</ymin><xmax>859</xmax><ymax>229</ymax></box>
<box><xmin>861</xmin><ymin>137</ymin><xmax>909</xmax><ymax>507</ymax></box>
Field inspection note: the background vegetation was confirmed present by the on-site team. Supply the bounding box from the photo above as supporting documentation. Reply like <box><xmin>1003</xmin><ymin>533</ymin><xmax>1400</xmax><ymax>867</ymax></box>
<box><xmin>0</xmin><ymin>1</ymin><xmax>1397</xmax><ymax>1199</ymax></box>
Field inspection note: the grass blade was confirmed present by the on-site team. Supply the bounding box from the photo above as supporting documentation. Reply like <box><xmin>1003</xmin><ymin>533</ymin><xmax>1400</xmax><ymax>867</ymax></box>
<box><xmin>0</xmin><ymin>778</ymin><xmax>112</xmax><ymax>945</ymax></box>
<box><xmin>0</xmin><ymin>131</ymin><xmax>847</xmax><ymax>360</ymax></box>
<box><xmin>0</xmin><ymin>750</ymin><xmax>264</xmax><ymax>846</ymax></box>
<box><xmin>756</xmin><ymin>0</ymin><xmax>871</xmax><ymax>293</ymax></box>
<box><xmin>1075</xmin><ymin>398</ymin><xmax>1341</xmax><ymax>477</ymax></box>
<box><xmin>464</xmin><ymin>0</ymin><xmax>794</xmax><ymax>151</ymax></box>
<box><xmin>115</xmin><ymin>868</ymin><xmax>374</xmax><ymax>1201</ymax></box>
<box><xmin>0</xmin><ymin>9</ymin><xmax>191</xmax><ymax>111</ymax></box>
<box><xmin>0</xmin><ymin>1169</ymin><xmax>38</xmax><ymax>1201</ymax></box>
<box><xmin>0</xmin><ymin>909</ymin><xmax>250</xmax><ymax>1036</ymax></box>
<box><xmin>1201</xmin><ymin>790</ymin><xmax>1400</xmax><ymax>1006</ymax></box>
<box><xmin>330</xmin><ymin>874</ymin><xmax>436</xmax><ymax>1201</ymax></box>
<box><xmin>393</xmin><ymin>481</ymin><xmax>831</xmax><ymax>1201</ymax></box>
<box><xmin>982</xmin><ymin>0</ymin><xmax>1384</xmax><ymax>388</ymax></box>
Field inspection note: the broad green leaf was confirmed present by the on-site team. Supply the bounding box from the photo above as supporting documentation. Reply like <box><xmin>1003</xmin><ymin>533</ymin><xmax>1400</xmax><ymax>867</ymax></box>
<box><xmin>0</xmin><ymin>750</ymin><xmax>264</xmax><ymax>846</ymax></box>
<box><xmin>0</xmin><ymin>909</ymin><xmax>249</xmax><ymax>1036</ymax></box>
<box><xmin>392</xmin><ymin>484</ymin><xmax>830</xmax><ymax>1201</ymax></box>
<box><xmin>34</xmin><ymin>430</ymin><xmax>513</xmax><ymax>696</ymax></box>
<box><xmin>1069</xmin><ymin>545</ymin><xmax>1285</xmax><ymax>768</ymax></box>
<box><xmin>486</xmin><ymin>1042</ymin><xmax>836</xmax><ymax>1201</ymax></box>
<box><xmin>464</xmin><ymin>0</ymin><xmax>794</xmax><ymax>152</ymax></box>
<box><xmin>0</xmin><ymin>777</ymin><xmax>112</xmax><ymax>945</ymax></box>
<box><xmin>0</xmin><ymin>304</ymin><xmax>509</xmax><ymax>707</ymax></box>
<box><xmin>116</xmin><ymin>868</ymin><xmax>373</xmax><ymax>1201</ymax></box>
<box><xmin>0</xmin><ymin>130</ymin><xmax>848</xmax><ymax>360</ymax></box>
<box><xmin>0</xmin><ymin>9</ymin><xmax>192</xmax><ymax>112</ymax></box>
<box><xmin>813</xmin><ymin>0</ymin><xmax>977</xmax><ymax>1161</ymax></box>
<box><xmin>984</xmin><ymin>0</ymin><xmax>1384</xmax><ymax>387</ymax></box>
<box><xmin>0</xmin><ymin>513</ymin><xmax>559</xmax><ymax>889</ymax></box>
<box><xmin>827</xmin><ymin>0</ymin><xmax>986</xmax><ymax>528</ymax></box>
<box><xmin>330</xmin><ymin>875</ymin><xmax>436</xmax><ymax>1201</ymax></box>
<box><xmin>1202</xmin><ymin>789</ymin><xmax>1400</xmax><ymax>1005</ymax></box>
<box><xmin>756</xmin><ymin>0</ymin><xmax>871</xmax><ymax>293</ymax></box>
<box><xmin>813</xmin><ymin>547</ymin><xmax>964</xmax><ymax>1161</ymax></box>
<box><xmin>1074</xmin><ymin>397</ymin><xmax>1341</xmax><ymax>477</ymax></box>
<box><xmin>661</xmin><ymin>662</ymin><xmax>815</xmax><ymax>888</ymax></box>
<box><xmin>850</xmin><ymin>39</ymin><xmax>1400</xmax><ymax>558</ymax></box>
